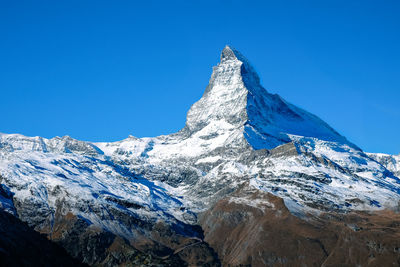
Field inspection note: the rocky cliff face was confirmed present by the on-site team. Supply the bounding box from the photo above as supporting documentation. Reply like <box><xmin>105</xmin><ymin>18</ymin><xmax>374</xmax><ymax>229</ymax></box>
<box><xmin>0</xmin><ymin>46</ymin><xmax>399</xmax><ymax>266</ymax></box>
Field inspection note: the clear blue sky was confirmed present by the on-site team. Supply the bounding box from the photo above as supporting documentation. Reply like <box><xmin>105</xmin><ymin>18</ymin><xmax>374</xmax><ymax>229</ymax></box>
<box><xmin>1</xmin><ymin>1</ymin><xmax>399</xmax><ymax>154</ymax></box>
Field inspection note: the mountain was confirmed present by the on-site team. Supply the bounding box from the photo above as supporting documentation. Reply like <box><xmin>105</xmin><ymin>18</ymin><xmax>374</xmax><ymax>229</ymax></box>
<box><xmin>1</xmin><ymin>46</ymin><xmax>400</xmax><ymax>266</ymax></box>
<box><xmin>185</xmin><ymin>46</ymin><xmax>353</xmax><ymax>149</ymax></box>
<box><xmin>95</xmin><ymin>46</ymin><xmax>400</xmax><ymax>212</ymax></box>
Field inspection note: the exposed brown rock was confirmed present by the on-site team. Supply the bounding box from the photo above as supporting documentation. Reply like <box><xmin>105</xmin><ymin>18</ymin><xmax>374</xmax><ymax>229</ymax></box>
<box><xmin>200</xmin><ymin>186</ymin><xmax>400</xmax><ymax>267</ymax></box>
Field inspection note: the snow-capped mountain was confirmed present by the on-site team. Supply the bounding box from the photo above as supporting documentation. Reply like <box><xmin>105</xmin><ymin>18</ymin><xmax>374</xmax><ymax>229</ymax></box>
<box><xmin>185</xmin><ymin>46</ymin><xmax>353</xmax><ymax>150</ymax></box>
<box><xmin>95</xmin><ymin>46</ymin><xmax>400</xmax><ymax>212</ymax></box>
<box><xmin>0</xmin><ymin>46</ymin><xmax>399</xmax><ymax>265</ymax></box>
<box><xmin>0</xmin><ymin>133</ymin><xmax>197</xmax><ymax>234</ymax></box>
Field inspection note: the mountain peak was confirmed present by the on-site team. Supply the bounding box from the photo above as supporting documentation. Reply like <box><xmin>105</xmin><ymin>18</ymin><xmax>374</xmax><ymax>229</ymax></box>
<box><xmin>219</xmin><ymin>46</ymin><xmax>261</xmax><ymax>90</ymax></box>
<box><xmin>221</xmin><ymin>45</ymin><xmax>239</xmax><ymax>62</ymax></box>
<box><xmin>220</xmin><ymin>45</ymin><xmax>250</xmax><ymax>64</ymax></box>
<box><xmin>185</xmin><ymin>46</ymin><xmax>353</xmax><ymax>150</ymax></box>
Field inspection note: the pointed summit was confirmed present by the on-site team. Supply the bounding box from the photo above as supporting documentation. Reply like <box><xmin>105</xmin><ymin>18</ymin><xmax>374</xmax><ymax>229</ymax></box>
<box><xmin>219</xmin><ymin>45</ymin><xmax>261</xmax><ymax>85</ymax></box>
<box><xmin>185</xmin><ymin>45</ymin><xmax>252</xmax><ymax>136</ymax></box>
<box><xmin>185</xmin><ymin>46</ymin><xmax>354</xmax><ymax>150</ymax></box>
<box><xmin>220</xmin><ymin>45</ymin><xmax>252</xmax><ymax>66</ymax></box>
<box><xmin>220</xmin><ymin>45</ymin><xmax>238</xmax><ymax>62</ymax></box>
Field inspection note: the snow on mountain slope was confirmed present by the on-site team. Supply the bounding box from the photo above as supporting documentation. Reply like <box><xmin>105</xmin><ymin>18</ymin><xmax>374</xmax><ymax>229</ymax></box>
<box><xmin>0</xmin><ymin>133</ymin><xmax>196</xmax><ymax>239</ymax></box>
<box><xmin>0</xmin><ymin>133</ymin><xmax>102</xmax><ymax>155</ymax></box>
<box><xmin>250</xmin><ymin>137</ymin><xmax>400</xmax><ymax>212</ymax></box>
<box><xmin>367</xmin><ymin>152</ymin><xmax>400</xmax><ymax>177</ymax></box>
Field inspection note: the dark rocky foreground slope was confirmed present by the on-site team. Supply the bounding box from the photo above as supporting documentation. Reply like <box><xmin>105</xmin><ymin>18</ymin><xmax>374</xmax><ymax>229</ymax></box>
<box><xmin>0</xmin><ymin>209</ymin><xmax>85</xmax><ymax>267</ymax></box>
<box><xmin>43</xmin><ymin>212</ymin><xmax>219</xmax><ymax>266</ymax></box>
<box><xmin>0</xmin><ymin>208</ymin><xmax>204</xmax><ymax>267</ymax></box>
